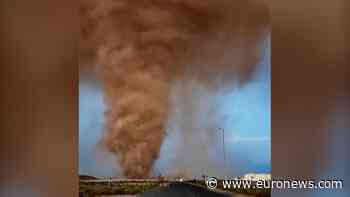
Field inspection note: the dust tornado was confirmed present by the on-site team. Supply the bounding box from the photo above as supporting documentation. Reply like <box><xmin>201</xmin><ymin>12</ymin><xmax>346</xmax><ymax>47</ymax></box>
<box><xmin>80</xmin><ymin>0</ymin><xmax>269</xmax><ymax>178</ymax></box>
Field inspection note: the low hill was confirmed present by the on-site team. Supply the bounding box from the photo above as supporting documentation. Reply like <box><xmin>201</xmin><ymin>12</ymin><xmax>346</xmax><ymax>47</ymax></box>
<box><xmin>79</xmin><ymin>174</ymin><xmax>98</xmax><ymax>180</ymax></box>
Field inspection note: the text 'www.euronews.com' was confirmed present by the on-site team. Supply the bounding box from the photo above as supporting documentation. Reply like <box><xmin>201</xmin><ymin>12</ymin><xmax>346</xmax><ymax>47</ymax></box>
<box><xmin>205</xmin><ymin>177</ymin><xmax>343</xmax><ymax>190</ymax></box>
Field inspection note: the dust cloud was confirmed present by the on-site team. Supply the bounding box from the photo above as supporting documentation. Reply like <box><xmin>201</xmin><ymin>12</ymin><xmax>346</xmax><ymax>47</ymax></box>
<box><xmin>80</xmin><ymin>0</ymin><xmax>269</xmax><ymax>178</ymax></box>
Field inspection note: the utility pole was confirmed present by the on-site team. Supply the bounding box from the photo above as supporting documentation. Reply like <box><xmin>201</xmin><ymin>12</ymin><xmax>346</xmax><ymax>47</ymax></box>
<box><xmin>219</xmin><ymin>128</ymin><xmax>226</xmax><ymax>176</ymax></box>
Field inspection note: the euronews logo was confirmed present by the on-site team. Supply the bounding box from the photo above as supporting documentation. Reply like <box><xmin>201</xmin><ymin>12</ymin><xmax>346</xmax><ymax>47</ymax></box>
<box><xmin>205</xmin><ymin>176</ymin><xmax>343</xmax><ymax>190</ymax></box>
